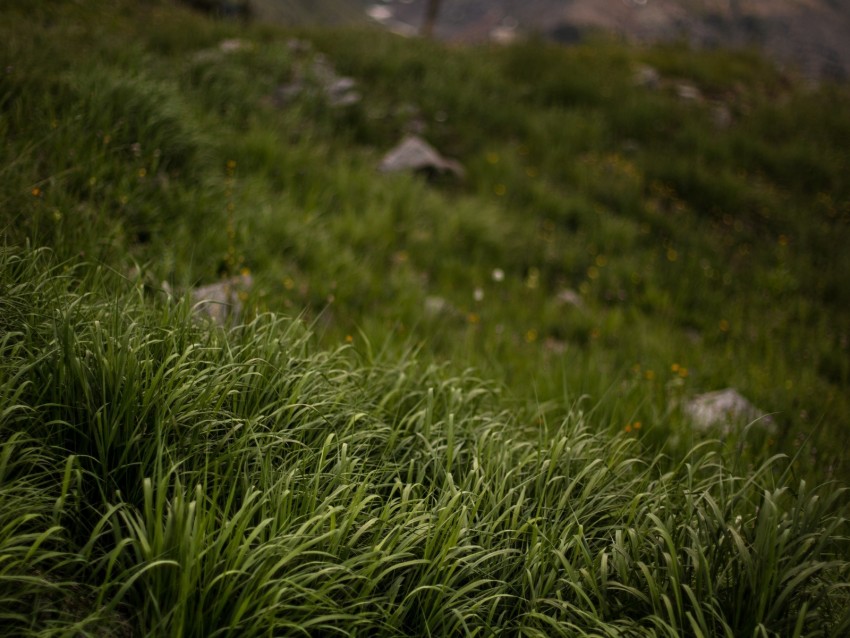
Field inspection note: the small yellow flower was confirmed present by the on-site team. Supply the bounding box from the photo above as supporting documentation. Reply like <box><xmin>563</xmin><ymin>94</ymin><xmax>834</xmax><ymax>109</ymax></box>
<box><xmin>624</xmin><ymin>424</ymin><xmax>633</xmax><ymax>433</ymax></box>
<box><xmin>227</xmin><ymin>159</ymin><xmax>237</xmax><ymax>170</ymax></box>
<box><xmin>31</xmin><ymin>187</ymin><xmax>41</xmax><ymax>197</ymax></box>
<box><xmin>671</xmin><ymin>363</ymin><xmax>680</xmax><ymax>372</ymax></box>
<box><xmin>644</xmin><ymin>370</ymin><xmax>655</xmax><ymax>381</ymax></box>
<box><xmin>678</xmin><ymin>367</ymin><xmax>689</xmax><ymax>378</ymax></box>
<box><xmin>633</xmin><ymin>421</ymin><xmax>642</xmax><ymax>430</ymax></box>
<box><xmin>467</xmin><ymin>313</ymin><xmax>480</xmax><ymax>325</ymax></box>
<box><xmin>667</xmin><ymin>248</ymin><xmax>678</xmax><ymax>262</ymax></box>
<box><xmin>494</xmin><ymin>184</ymin><xmax>507</xmax><ymax>196</ymax></box>
<box><xmin>137</xmin><ymin>168</ymin><xmax>147</xmax><ymax>178</ymax></box>
<box><xmin>345</xmin><ymin>335</ymin><xmax>354</xmax><ymax>343</ymax></box>
<box><xmin>719</xmin><ymin>319</ymin><xmax>730</xmax><ymax>332</ymax></box>
<box><xmin>525</xmin><ymin>329</ymin><xmax>537</xmax><ymax>343</ymax></box>
<box><xmin>486</xmin><ymin>152</ymin><xmax>500</xmax><ymax>165</ymax></box>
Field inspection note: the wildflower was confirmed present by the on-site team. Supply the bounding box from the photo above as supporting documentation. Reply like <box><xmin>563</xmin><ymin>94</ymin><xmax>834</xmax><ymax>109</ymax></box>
<box><xmin>468</xmin><ymin>313</ymin><xmax>480</xmax><ymax>325</ymax></box>
<box><xmin>137</xmin><ymin>168</ymin><xmax>147</xmax><ymax>178</ymax></box>
<box><xmin>678</xmin><ymin>367</ymin><xmax>689</xmax><ymax>378</ymax></box>
<box><xmin>719</xmin><ymin>319</ymin><xmax>730</xmax><ymax>332</ymax></box>
<box><xmin>31</xmin><ymin>187</ymin><xmax>41</xmax><ymax>197</ymax></box>
<box><xmin>227</xmin><ymin>159</ymin><xmax>237</xmax><ymax>170</ymax></box>
<box><xmin>525</xmin><ymin>268</ymin><xmax>539</xmax><ymax>289</ymax></box>
<box><xmin>633</xmin><ymin>421</ymin><xmax>642</xmax><ymax>430</ymax></box>
<box><xmin>494</xmin><ymin>184</ymin><xmax>507</xmax><ymax>196</ymax></box>
<box><xmin>283</xmin><ymin>277</ymin><xmax>295</xmax><ymax>290</ymax></box>
<box><xmin>625</xmin><ymin>423</ymin><xmax>632</xmax><ymax>433</ymax></box>
<box><xmin>525</xmin><ymin>167</ymin><xmax>538</xmax><ymax>178</ymax></box>
<box><xmin>778</xmin><ymin>234</ymin><xmax>789</xmax><ymax>246</ymax></box>
<box><xmin>491</xmin><ymin>268</ymin><xmax>504</xmax><ymax>282</ymax></box>
<box><xmin>587</xmin><ymin>266</ymin><xmax>599</xmax><ymax>280</ymax></box>
<box><xmin>486</xmin><ymin>152</ymin><xmax>500</xmax><ymax>164</ymax></box>
<box><xmin>645</xmin><ymin>370</ymin><xmax>655</xmax><ymax>381</ymax></box>
<box><xmin>671</xmin><ymin>363</ymin><xmax>680</xmax><ymax>372</ymax></box>
<box><xmin>473</xmin><ymin>288</ymin><xmax>484</xmax><ymax>302</ymax></box>
<box><xmin>595</xmin><ymin>255</ymin><xmax>608</xmax><ymax>267</ymax></box>
<box><xmin>525</xmin><ymin>329</ymin><xmax>537</xmax><ymax>343</ymax></box>
<box><xmin>666</xmin><ymin>248</ymin><xmax>678</xmax><ymax>262</ymax></box>
<box><xmin>345</xmin><ymin>335</ymin><xmax>354</xmax><ymax>343</ymax></box>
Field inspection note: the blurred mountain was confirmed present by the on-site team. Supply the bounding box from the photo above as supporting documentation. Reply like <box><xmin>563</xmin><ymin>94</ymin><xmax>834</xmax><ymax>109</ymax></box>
<box><xmin>248</xmin><ymin>0</ymin><xmax>371</xmax><ymax>26</ymax></box>
<box><xmin>364</xmin><ymin>0</ymin><xmax>850</xmax><ymax>80</ymax></box>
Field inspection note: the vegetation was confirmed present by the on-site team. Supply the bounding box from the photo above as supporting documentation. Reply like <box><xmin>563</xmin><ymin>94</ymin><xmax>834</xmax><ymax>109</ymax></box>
<box><xmin>1</xmin><ymin>0</ymin><xmax>849</xmax><ymax>635</ymax></box>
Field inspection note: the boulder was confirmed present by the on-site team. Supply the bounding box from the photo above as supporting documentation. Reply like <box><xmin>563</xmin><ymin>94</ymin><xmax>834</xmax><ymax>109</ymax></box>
<box><xmin>273</xmin><ymin>54</ymin><xmax>361</xmax><ymax>108</ymax></box>
<box><xmin>634</xmin><ymin>65</ymin><xmax>661</xmax><ymax>89</ymax></box>
<box><xmin>190</xmin><ymin>274</ymin><xmax>252</xmax><ymax>325</ymax></box>
<box><xmin>685</xmin><ymin>388</ymin><xmax>775</xmax><ymax>435</ymax></box>
<box><xmin>379</xmin><ymin>135</ymin><xmax>465</xmax><ymax>178</ymax></box>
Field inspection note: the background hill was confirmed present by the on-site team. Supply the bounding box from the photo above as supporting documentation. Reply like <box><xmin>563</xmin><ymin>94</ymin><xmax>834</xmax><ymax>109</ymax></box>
<box><xmin>262</xmin><ymin>0</ymin><xmax>850</xmax><ymax>80</ymax></box>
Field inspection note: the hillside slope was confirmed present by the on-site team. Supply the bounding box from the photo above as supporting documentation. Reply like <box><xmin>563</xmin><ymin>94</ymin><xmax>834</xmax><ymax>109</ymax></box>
<box><xmin>1</xmin><ymin>1</ymin><xmax>850</xmax><ymax>635</ymax></box>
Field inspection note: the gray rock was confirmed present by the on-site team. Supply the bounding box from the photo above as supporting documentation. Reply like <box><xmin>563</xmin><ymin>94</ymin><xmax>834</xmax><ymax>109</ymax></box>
<box><xmin>273</xmin><ymin>54</ymin><xmax>360</xmax><ymax>108</ymax></box>
<box><xmin>634</xmin><ymin>65</ymin><xmax>661</xmax><ymax>89</ymax></box>
<box><xmin>712</xmin><ymin>103</ymin><xmax>733</xmax><ymax>130</ymax></box>
<box><xmin>685</xmin><ymin>388</ymin><xmax>775</xmax><ymax>435</ymax></box>
<box><xmin>676</xmin><ymin>83</ymin><xmax>703</xmax><ymax>101</ymax></box>
<box><xmin>191</xmin><ymin>274</ymin><xmax>252</xmax><ymax>325</ymax></box>
<box><xmin>379</xmin><ymin>135</ymin><xmax>465</xmax><ymax>178</ymax></box>
<box><xmin>555</xmin><ymin>288</ymin><xmax>585</xmax><ymax>309</ymax></box>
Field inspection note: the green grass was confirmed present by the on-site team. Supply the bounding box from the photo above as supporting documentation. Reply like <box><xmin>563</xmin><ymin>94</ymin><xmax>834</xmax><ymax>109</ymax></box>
<box><xmin>2</xmin><ymin>0</ymin><xmax>850</xmax><ymax>634</ymax></box>
<box><xmin>1</xmin><ymin>246</ymin><xmax>848</xmax><ymax>635</ymax></box>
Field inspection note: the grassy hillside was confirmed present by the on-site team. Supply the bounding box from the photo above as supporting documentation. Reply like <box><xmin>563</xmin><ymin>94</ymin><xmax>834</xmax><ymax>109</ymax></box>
<box><xmin>2</xmin><ymin>0</ymin><xmax>849</xmax><ymax>635</ymax></box>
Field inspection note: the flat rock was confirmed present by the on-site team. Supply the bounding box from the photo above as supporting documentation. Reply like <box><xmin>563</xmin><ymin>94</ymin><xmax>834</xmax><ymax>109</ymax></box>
<box><xmin>191</xmin><ymin>274</ymin><xmax>252</xmax><ymax>325</ymax></box>
<box><xmin>379</xmin><ymin>135</ymin><xmax>465</xmax><ymax>178</ymax></box>
<box><xmin>685</xmin><ymin>388</ymin><xmax>775</xmax><ymax>435</ymax></box>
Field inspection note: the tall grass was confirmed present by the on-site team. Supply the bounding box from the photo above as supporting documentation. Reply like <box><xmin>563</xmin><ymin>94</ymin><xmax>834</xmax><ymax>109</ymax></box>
<box><xmin>1</xmin><ymin>246</ymin><xmax>848</xmax><ymax>635</ymax></box>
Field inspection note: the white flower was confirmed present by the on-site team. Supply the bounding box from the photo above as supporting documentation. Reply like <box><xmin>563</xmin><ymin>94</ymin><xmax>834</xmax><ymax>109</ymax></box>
<box><xmin>491</xmin><ymin>268</ymin><xmax>504</xmax><ymax>282</ymax></box>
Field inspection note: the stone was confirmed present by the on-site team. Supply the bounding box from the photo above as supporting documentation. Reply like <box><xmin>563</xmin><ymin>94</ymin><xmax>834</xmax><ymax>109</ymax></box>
<box><xmin>712</xmin><ymin>103</ymin><xmax>733</xmax><ymax>130</ymax></box>
<box><xmin>685</xmin><ymin>388</ymin><xmax>775</xmax><ymax>435</ymax></box>
<box><xmin>190</xmin><ymin>274</ymin><xmax>252</xmax><ymax>325</ymax></box>
<box><xmin>273</xmin><ymin>54</ymin><xmax>360</xmax><ymax>108</ymax></box>
<box><xmin>379</xmin><ymin>135</ymin><xmax>465</xmax><ymax>178</ymax></box>
<box><xmin>634</xmin><ymin>65</ymin><xmax>661</xmax><ymax>89</ymax></box>
<box><xmin>676</xmin><ymin>82</ymin><xmax>703</xmax><ymax>101</ymax></box>
<box><xmin>218</xmin><ymin>38</ymin><xmax>251</xmax><ymax>53</ymax></box>
<box><xmin>556</xmin><ymin>288</ymin><xmax>585</xmax><ymax>309</ymax></box>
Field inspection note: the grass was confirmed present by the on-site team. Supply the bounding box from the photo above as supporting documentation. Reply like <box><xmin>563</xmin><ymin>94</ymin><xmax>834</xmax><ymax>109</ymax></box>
<box><xmin>1</xmin><ymin>0</ymin><xmax>849</xmax><ymax>634</ymax></box>
<box><xmin>1</xmin><ymin>246</ymin><xmax>848</xmax><ymax>635</ymax></box>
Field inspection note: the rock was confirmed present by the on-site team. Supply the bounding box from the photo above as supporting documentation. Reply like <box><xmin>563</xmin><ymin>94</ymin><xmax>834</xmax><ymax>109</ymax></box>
<box><xmin>685</xmin><ymin>388</ymin><xmax>775</xmax><ymax>435</ymax></box>
<box><xmin>190</xmin><ymin>274</ymin><xmax>252</xmax><ymax>325</ymax></box>
<box><xmin>423</xmin><ymin>295</ymin><xmax>464</xmax><ymax>320</ymax></box>
<box><xmin>555</xmin><ymin>288</ymin><xmax>585</xmax><ymax>309</ymax></box>
<box><xmin>273</xmin><ymin>54</ymin><xmax>360</xmax><ymax>108</ymax></box>
<box><xmin>634</xmin><ymin>65</ymin><xmax>661</xmax><ymax>89</ymax></box>
<box><xmin>379</xmin><ymin>135</ymin><xmax>465</xmax><ymax>178</ymax></box>
<box><xmin>712</xmin><ymin>103</ymin><xmax>733</xmax><ymax>130</ymax></box>
<box><xmin>676</xmin><ymin>82</ymin><xmax>703</xmax><ymax>101</ymax></box>
<box><xmin>218</xmin><ymin>38</ymin><xmax>251</xmax><ymax>53</ymax></box>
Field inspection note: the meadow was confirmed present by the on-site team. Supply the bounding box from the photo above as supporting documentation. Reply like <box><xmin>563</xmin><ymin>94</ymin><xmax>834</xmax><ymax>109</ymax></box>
<box><xmin>1</xmin><ymin>0</ymin><xmax>849</xmax><ymax>635</ymax></box>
